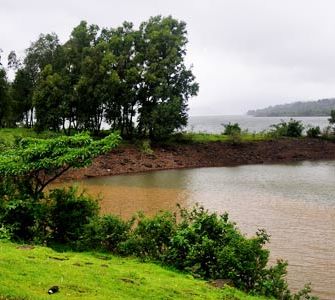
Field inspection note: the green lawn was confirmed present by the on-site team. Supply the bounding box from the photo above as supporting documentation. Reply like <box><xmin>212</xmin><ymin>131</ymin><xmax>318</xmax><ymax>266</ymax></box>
<box><xmin>170</xmin><ymin>132</ymin><xmax>271</xmax><ymax>144</ymax></box>
<box><xmin>0</xmin><ymin>241</ymin><xmax>266</xmax><ymax>300</ymax></box>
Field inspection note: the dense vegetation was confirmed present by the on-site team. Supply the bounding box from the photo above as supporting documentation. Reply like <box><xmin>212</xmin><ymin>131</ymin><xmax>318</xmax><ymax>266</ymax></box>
<box><xmin>0</xmin><ymin>15</ymin><xmax>328</xmax><ymax>299</ymax></box>
<box><xmin>0</xmin><ymin>241</ymin><xmax>267</xmax><ymax>300</ymax></box>
<box><xmin>0</xmin><ymin>16</ymin><xmax>198</xmax><ymax>140</ymax></box>
<box><xmin>0</xmin><ymin>134</ymin><xmax>318</xmax><ymax>299</ymax></box>
<box><xmin>247</xmin><ymin>98</ymin><xmax>335</xmax><ymax>117</ymax></box>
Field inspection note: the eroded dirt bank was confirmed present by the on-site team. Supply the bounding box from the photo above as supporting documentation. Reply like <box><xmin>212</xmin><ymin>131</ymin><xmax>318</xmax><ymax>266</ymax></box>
<box><xmin>60</xmin><ymin>138</ymin><xmax>335</xmax><ymax>181</ymax></box>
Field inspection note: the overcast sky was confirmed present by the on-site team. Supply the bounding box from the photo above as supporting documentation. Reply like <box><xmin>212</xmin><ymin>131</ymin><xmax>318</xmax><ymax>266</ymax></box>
<box><xmin>1</xmin><ymin>0</ymin><xmax>335</xmax><ymax>115</ymax></box>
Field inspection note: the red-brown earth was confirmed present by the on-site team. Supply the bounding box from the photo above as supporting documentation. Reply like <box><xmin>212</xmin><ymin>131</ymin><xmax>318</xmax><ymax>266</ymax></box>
<box><xmin>59</xmin><ymin>138</ymin><xmax>335</xmax><ymax>181</ymax></box>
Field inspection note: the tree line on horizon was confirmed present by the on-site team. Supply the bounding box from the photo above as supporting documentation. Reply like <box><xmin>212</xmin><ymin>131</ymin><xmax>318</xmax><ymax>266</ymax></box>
<box><xmin>0</xmin><ymin>16</ymin><xmax>198</xmax><ymax>139</ymax></box>
<box><xmin>247</xmin><ymin>98</ymin><xmax>335</xmax><ymax>117</ymax></box>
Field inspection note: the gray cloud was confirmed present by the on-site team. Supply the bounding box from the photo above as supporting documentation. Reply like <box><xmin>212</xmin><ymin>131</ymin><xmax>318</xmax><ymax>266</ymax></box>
<box><xmin>1</xmin><ymin>0</ymin><xmax>335</xmax><ymax>114</ymax></box>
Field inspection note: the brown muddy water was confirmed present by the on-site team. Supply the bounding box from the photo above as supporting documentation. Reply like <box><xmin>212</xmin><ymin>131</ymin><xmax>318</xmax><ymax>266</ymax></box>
<box><xmin>57</xmin><ymin>160</ymin><xmax>335</xmax><ymax>299</ymax></box>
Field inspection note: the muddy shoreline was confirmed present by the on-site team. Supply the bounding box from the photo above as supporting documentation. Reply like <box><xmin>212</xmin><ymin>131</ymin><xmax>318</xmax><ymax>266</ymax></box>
<box><xmin>59</xmin><ymin>138</ymin><xmax>335</xmax><ymax>181</ymax></box>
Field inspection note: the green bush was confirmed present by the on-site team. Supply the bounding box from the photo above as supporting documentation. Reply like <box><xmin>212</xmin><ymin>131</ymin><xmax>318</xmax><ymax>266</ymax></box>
<box><xmin>48</xmin><ymin>187</ymin><xmax>99</xmax><ymax>243</ymax></box>
<box><xmin>306</xmin><ymin>126</ymin><xmax>321</xmax><ymax>138</ymax></box>
<box><xmin>0</xmin><ymin>189</ymin><xmax>50</xmax><ymax>242</ymax></box>
<box><xmin>80</xmin><ymin>215</ymin><xmax>133</xmax><ymax>252</ymax></box>
<box><xmin>270</xmin><ymin>119</ymin><xmax>304</xmax><ymax>137</ymax></box>
<box><xmin>139</xmin><ymin>139</ymin><xmax>154</xmax><ymax>155</ymax></box>
<box><xmin>222</xmin><ymin>123</ymin><xmax>242</xmax><ymax>135</ymax></box>
<box><xmin>122</xmin><ymin>212</ymin><xmax>176</xmax><ymax>259</ymax></box>
<box><xmin>164</xmin><ymin>206</ymin><xmax>270</xmax><ymax>288</ymax></box>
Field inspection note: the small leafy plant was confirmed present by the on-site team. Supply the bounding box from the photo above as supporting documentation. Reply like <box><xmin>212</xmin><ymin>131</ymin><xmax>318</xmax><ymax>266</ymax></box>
<box><xmin>270</xmin><ymin>119</ymin><xmax>304</xmax><ymax>138</ymax></box>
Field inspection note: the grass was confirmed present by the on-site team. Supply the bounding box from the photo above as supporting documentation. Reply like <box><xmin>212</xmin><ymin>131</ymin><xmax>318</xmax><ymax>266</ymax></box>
<box><xmin>169</xmin><ymin>132</ymin><xmax>271</xmax><ymax>144</ymax></box>
<box><xmin>0</xmin><ymin>128</ymin><xmax>272</xmax><ymax>151</ymax></box>
<box><xmin>0</xmin><ymin>128</ymin><xmax>60</xmax><ymax>148</ymax></box>
<box><xmin>0</xmin><ymin>241</ymin><xmax>266</xmax><ymax>300</ymax></box>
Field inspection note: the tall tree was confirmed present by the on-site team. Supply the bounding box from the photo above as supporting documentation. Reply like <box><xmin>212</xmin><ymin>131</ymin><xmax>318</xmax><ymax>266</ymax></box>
<box><xmin>7</xmin><ymin>50</ymin><xmax>21</xmax><ymax>70</ymax></box>
<box><xmin>0</xmin><ymin>67</ymin><xmax>10</xmax><ymax>127</ymax></box>
<box><xmin>62</xmin><ymin>21</ymin><xmax>100</xmax><ymax>131</ymax></box>
<box><xmin>20</xmin><ymin>33</ymin><xmax>62</xmax><ymax>127</ymax></box>
<box><xmin>136</xmin><ymin>16</ymin><xmax>199</xmax><ymax>139</ymax></box>
<box><xmin>103</xmin><ymin>22</ymin><xmax>141</xmax><ymax>137</ymax></box>
<box><xmin>10</xmin><ymin>69</ymin><xmax>34</xmax><ymax>126</ymax></box>
<box><xmin>33</xmin><ymin>64</ymin><xmax>67</xmax><ymax>131</ymax></box>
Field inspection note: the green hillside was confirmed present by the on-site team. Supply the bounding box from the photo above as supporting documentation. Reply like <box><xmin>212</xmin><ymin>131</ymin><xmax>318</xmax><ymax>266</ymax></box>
<box><xmin>0</xmin><ymin>241</ymin><xmax>265</xmax><ymax>300</ymax></box>
<box><xmin>247</xmin><ymin>98</ymin><xmax>335</xmax><ymax>116</ymax></box>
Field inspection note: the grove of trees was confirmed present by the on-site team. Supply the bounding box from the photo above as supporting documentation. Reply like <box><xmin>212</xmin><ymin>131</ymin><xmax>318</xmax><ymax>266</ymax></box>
<box><xmin>0</xmin><ymin>16</ymin><xmax>199</xmax><ymax>139</ymax></box>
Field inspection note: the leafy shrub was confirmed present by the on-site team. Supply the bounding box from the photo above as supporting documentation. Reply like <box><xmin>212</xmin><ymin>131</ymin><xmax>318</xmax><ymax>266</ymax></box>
<box><xmin>221</xmin><ymin>123</ymin><xmax>242</xmax><ymax>144</ymax></box>
<box><xmin>270</xmin><ymin>119</ymin><xmax>304</xmax><ymax>138</ymax></box>
<box><xmin>222</xmin><ymin>123</ymin><xmax>242</xmax><ymax>135</ymax></box>
<box><xmin>306</xmin><ymin>126</ymin><xmax>321</xmax><ymax>138</ymax></box>
<box><xmin>0</xmin><ymin>197</ymin><xmax>50</xmax><ymax>242</ymax></box>
<box><xmin>164</xmin><ymin>206</ymin><xmax>270</xmax><ymax>289</ymax></box>
<box><xmin>139</xmin><ymin>139</ymin><xmax>154</xmax><ymax>155</ymax></box>
<box><xmin>122</xmin><ymin>212</ymin><xmax>176</xmax><ymax>259</ymax></box>
<box><xmin>0</xmin><ymin>224</ymin><xmax>12</xmax><ymax>240</ymax></box>
<box><xmin>327</xmin><ymin>110</ymin><xmax>335</xmax><ymax>134</ymax></box>
<box><xmin>48</xmin><ymin>187</ymin><xmax>99</xmax><ymax>243</ymax></box>
<box><xmin>80</xmin><ymin>215</ymin><xmax>133</xmax><ymax>252</ymax></box>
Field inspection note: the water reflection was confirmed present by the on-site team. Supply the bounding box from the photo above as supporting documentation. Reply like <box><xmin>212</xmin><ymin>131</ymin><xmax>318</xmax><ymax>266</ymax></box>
<box><xmin>57</xmin><ymin>161</ymin><xmax>335</xmax><ymax>299</ymax></box>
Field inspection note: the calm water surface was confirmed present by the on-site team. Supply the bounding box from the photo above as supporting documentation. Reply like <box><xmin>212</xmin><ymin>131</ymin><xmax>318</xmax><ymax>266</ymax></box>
<box><xmin>187</xmin><ymin>115</ymin><xmax>330</xmax><ymax>133</ymax></box>
<box><xmin>64</xmin><ymin>161</ymin><xmax>335</xmax><ymax>299</ymax></box>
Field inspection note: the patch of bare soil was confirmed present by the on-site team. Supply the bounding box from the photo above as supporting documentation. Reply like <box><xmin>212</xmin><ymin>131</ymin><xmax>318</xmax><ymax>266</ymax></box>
<box><xmin>59</xmin><ymin>138</ymin><xmax>335</xmax><ymax>181</ymax></box>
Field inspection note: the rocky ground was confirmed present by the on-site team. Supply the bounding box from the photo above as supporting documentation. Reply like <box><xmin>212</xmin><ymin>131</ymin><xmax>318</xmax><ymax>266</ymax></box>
<box><xmin>59</xmin><ymin>138</ymin><xmax>335</xmax><ymax>181</ymax></box>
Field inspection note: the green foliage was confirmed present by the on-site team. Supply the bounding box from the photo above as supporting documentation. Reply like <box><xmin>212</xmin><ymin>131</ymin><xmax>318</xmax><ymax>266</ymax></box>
<box><xmin>48</xmin><ymin>187</ymin><xmax>99</xmax><ymax>243</ymax></box>
<box><xmin>0</xmin><ymin>188</ymin><xmax>318</xmax><ymax>299</ymax></box>
<box><xmin>221</xmin><ymin>123</ymin><xmax>243</xmax><ymax>144</ymax></box>
<box><xmin>33</xmin><ymin>64</ymin><xmax>68</xmax><ymax>132</ymax></box>
<box><xmin>7</xmin><ymin>16</ymin><xmax>198</xmax><ymax>139</ymax></box>
<box><xmin>167</xmin><ymin>132</ymin><xmax>270</xmax><ymax>144</ymax></box>
<box><xmin>0</xmin><ymin>196</ymin><xmax>50</xmax><ymax>242</ymax></box>
<box><xmin>328</xmin><ymin>110</ymin><xmax>335</xmax><ymax>133</ymax></box>
<box><xmin>138</xmin><ymin>139</ymin><xmax>154</xmax><ymax>155</ymax></box>
<box><xmin>80</xmin><ymin>215</ymin><xmax>133</xmax><ymax>252</ymax></box>
<box><xmin>164</xmin><ymin>206</ymin><xmax>269</xmax><ymax>289</ymax></box>
<box><xmin>328</xmin><ymin>109</ymin><xmax>335</xmax><ymax>124</ymax></box>
<box><xmin>0</xmin><ymin>68</ymin><xmax>12</xmax><ymax>128</ymax></box>
<box><xmin>306</xmin><ymin>126</ymin><xmax>321</xmax><ymax>138</ymax></box>
<box><xmin>222</xmin><ymin>123</ymin><xmax>242</xmax><ymax>136</ymax></box>
<box><xmin>0</xmin><ymin>188</ymin><xmax>99</xmax><ymax>243</ymax></box>
<box><xmin>122</xmin><ymin>212</ymin><xmax>176</xmax><ymax>259</ymax></box>
<box><xmin>9</xmin><ymin>69</ymin><xmax>34</xmax><ymax>127</ymax></box>
<box><xmin>270</xmin><ymin>119</ymin><xmax>304</xmax><ymax>138</ymax></box>
<box><xmin>0</xmin><ymin>132</ymin><xmax>120</xmax><ymax>198</ymax></box>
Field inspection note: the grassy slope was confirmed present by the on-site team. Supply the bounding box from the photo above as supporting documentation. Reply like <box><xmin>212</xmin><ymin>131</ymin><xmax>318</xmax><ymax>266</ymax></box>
<box><xmin>175</xmin><ymin>132</ymin><xmax>270</xmax><ymax>143</ymax></box>
<box><xmin>0</xmin><ymin>241</ymin><xmax>265</xmax><ymax>300</ymax></box>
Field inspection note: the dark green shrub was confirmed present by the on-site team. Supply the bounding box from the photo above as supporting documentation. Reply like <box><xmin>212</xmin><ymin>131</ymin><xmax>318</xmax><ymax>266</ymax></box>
<box><xmin>255</xmin><ymin>259</ymin><xmax>290</xmax><ymax>299</ymax></box>
<box><xmin>222</xmin><ymin>122</ymin><xmax>242</xmax><ymax>135</ymax></box>
<box><xmin>0</xmin><ymin>197</ymin><xmax>50</xmax><ymax>242</ymax></box>
<box><xmin>122</xmin><ymin>212</ymin><xmax>176</xmax><ymax>259</ymax></box>
<box><xmin>80</xmin><ymin>215</ymin><xmax>133</xmax><ymax>252</ymax></box>
<box><xmin>328</xmin><ymin>110</ymin><xmax>335</xmax><ymax>134</ymax></box>
<box><xmin>48</xmin><ymin>187</ymin><xmax>99</xmax><ymax>243</ymax></box>
<box><xmin>270</xmin><ymin>119</ymin><xmax>304</xmax><ymax>137</ymax></box>
<box><xmin>306</xmin><ymin>126</ymin><xmax>321</xmax><ymax>138</ymax></box>
<box><xmin>164</xmin><ymin>206</ymin><xmax>270</xmax><ymax>289</ymax></box>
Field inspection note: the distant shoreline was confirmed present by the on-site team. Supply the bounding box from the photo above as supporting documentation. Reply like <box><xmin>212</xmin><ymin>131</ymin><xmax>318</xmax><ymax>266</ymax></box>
<box><xmin>59</xmin><ymin>138</ymin><xmax>335</xmax><ymax>181</ymax></box>
<box><xmin>248</xmin><ymin>114</ymin><xmax>330</xmax><ymax>117</ymax></box>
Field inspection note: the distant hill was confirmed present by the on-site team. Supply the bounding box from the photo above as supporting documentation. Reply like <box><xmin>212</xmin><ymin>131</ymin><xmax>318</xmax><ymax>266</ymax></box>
<box><xmin>247</xmin><ymin>98</ymin><xmax>335</xmax><ymax>117</ymax></box>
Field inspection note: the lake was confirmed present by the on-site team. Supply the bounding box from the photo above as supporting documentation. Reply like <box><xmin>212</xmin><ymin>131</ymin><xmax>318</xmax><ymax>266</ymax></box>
<box><xmin>64</xmin><ymin>160</ymin><xmax>335</xmax><ymax>300</ymax></box>
<box><xmin>187</xmin><ymin>115</ymin><xmax>330</xmax><ymax>133</ymax></box>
